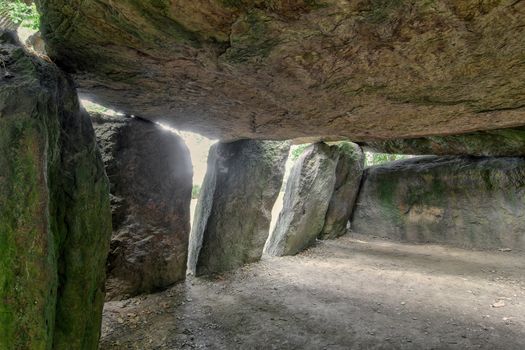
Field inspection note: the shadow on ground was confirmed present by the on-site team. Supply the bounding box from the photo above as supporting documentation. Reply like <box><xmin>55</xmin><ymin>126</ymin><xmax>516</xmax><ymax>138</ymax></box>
<box><xmin>100</xmin><ymin>234</ymin><xmax>525</xmax><ymax>350</ymax></box>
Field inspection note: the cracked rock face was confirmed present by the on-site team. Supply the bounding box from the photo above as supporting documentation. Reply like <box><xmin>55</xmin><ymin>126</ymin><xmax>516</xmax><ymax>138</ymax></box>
<box><xmin>188</xmin><ymin>139</ymin><xmax>289</xmax><ymax>275</ymax></box>
<box><xmin>91</xmin><ymin>114</ymin><xmax>192</xmax><ymax>300</ymax></box>
<box><xmin>37</xmin><ymin>0</ymin><xmax>525</xmax><ymax>143</ymax></box>
<box><xmin>352</xmin><ymin>156</ymin><xmax>525</xmax><ymax>250</ymax></box>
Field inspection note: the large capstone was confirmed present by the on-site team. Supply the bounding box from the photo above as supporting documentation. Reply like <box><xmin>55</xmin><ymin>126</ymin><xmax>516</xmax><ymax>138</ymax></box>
<box><xmin>0</xmin><ymin>32</ymin><xmax>111</xmax><ymax>349</ymax></box>
<box><xmin>319</xmin><ymin>142</ymin><xmax>364</xmax><ymax>240</ymax></box>
<box><xmin>37</xmin><ymin>1</ymin><xmax>525</xmax><ymax>144</ymax></box>
<box><xmin>352</xmin><ymin>156</ymin><xmax>525</xmax><ymax>250</ymax></box>
<box><xmin>91</xmin><ymin>114</ymin><xmax>192</xmax><ymax>300</ymax></box>
<box><xmin>188</xmin><ymin>140</ymin><xmax>289</xmax><ymax>275</ymax></box>
<box><xmin>265</xmin><ymin>143</ymin><xmax>338</xmax><ymax>256</ymax></box>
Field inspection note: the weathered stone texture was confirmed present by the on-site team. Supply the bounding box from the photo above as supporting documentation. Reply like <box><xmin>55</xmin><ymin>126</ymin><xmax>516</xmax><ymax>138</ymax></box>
<box><xmin>352</xmin><ymin>156</ymin><xmax>525</xmax><ymax>250</ymax></box>
<box><xmin>319</xmin><ymin>142</ymin><xmax>364</xmax><ymax>240</ymax></box>
<box><xmin>362</xmin><ymin>127</ymin><xmax>525</xmax><ymax>156</ymax></box>
<box><xmin>91</xmin><ymin>114</ymin><xmax>192</xmax><ymax>300</ymax></box>
<box><xmin>265</xmin><ymin>143</ymin><xmax>337</xmax><ymax>256</ymax></box>
<box><xmin>188</xmin><ymin>140</ymin><xmax>289</xmax><ymax>275</ymax></box>
<box><xmin>0</xmin><ymin>32</ymin><xmax>111</xmax><ymax>349</ymax></box>
<box><xmin>37</xmin><ymin>1</ymin><xmax>525</xmax><ymax>142</ymax></box>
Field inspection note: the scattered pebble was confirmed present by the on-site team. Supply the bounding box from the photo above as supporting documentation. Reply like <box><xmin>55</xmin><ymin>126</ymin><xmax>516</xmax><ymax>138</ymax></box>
<box><xmin>491</xmin><ymin>300</ymin><xmax>506</xmax><ymax>308</ymax></box>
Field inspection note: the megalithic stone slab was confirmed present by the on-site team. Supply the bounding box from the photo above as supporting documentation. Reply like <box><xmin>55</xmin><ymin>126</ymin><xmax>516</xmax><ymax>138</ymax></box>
<box><xmin>188</xmin><ymin>140</ymin><xmax>289</xmax><ymax>275</ymax></box>
<box><xmin>91</xmin><ymin>114</ymin><xmax>193</xmax><ymax>300</ymax></box>
<box><xmin>319</xmin><ymin>142</ymin><xmax>364</xmax><ymax>240</ymax></box>
<box><xmin>352</xmin><ymin>156</ymin><xmax>525</xmax><ymax>250</ymax></box>
<box><xmin>265</xmin><ymin>142</ymin><xmax>338</xmax><ymax>256</ymax></box>
<box><xmin>0</xmin><ymin>31</ymin><xmax>112</xmax><ymax>349</ymax></box>
<box><xmin>38</xmin><ymin>0</ymin><xmax>525</xmax><ymax>143</ymax></box>
<box><xmin>360</xmin><ymin>127</ymin><xmax>525</xmax><ymax>157</ymax></box>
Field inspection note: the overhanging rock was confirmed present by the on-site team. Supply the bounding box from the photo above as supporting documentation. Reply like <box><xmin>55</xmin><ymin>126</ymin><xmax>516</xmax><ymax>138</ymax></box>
<box><xmin>37</xmin><ymin>0</ymin><xmax>525</xmax><ymax>143</ymax></box>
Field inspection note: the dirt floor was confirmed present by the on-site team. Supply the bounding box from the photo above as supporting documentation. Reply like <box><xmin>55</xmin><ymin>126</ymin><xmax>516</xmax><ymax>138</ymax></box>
<box><xmin>100</xmin><ymin>234</ymin><xmax>525</xmax><ymax>350</ymax></box>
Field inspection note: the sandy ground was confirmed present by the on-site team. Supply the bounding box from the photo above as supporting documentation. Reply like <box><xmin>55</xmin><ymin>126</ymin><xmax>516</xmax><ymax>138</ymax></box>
<box><xmin>100</xmin><ymin>234</ymin><xmax>525</xmax><ymax>350</ymax></box>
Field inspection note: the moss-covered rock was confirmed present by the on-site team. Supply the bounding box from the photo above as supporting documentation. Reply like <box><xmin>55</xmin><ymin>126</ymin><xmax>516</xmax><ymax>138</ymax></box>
<box><xmin>188</xmin><ymin>140</ymin><xmax>289</xmax><ymax>275</ymax></box>
<box><xmin>0</xmin><ymin>31</ymin><xmax>111</xmax><ymax>349</ymax></box>
<box><xmin>352</xmin><ymin>156</ymin><xmax>525</xmax><ymax>250</ymax></box>
<box><xmin>362</xmin><ymin>127</ymin><xmax>525</xmax><ymax>156</ymax></box>
<box><xmin>91</xmin><ymin>113</ymin><xmax>192</xmax><ymax>300</ymax></box>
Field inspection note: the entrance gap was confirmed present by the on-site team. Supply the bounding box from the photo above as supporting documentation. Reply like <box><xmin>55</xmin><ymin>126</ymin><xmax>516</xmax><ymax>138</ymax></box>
<box><xmin>173</xmin><ymin>130</ymin><xmax>216</xmax><ymax>226</ymax></box>
<box><xmin>364</xmin><ymin>151</ymin><xmax>414</xmax><ymax>167</ymax></box>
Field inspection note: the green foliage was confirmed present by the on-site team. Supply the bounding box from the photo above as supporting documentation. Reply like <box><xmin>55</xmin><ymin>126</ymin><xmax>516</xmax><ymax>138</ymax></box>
<box><xmin>0</xmin><ymin>0</ymin><xmax>40</xmax><ymax>29</ymax></box>
<box><xmin>290</xmin><ymin>143</ymin><xmax>310</xmax><ymax>160</ymax></box>
<box><xmin>365</xmin><ymin>152</ymin><xmax>408</xmax><ymax>167</ymax></box>
<box><xmin>83</xmin><ymin>101</ymin><xmax>110</xmax><ymax>114</ymax></box>
<box><xmin>192</xmin><ymin>184</ymin><xmax>201</xmax><ymax>199</ymax></box>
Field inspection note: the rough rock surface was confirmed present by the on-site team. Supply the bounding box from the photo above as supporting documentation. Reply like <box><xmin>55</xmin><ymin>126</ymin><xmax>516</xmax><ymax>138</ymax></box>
<box><xmin>26</xmin><ymin>31</ymin><xmax>47</xmax><ymax>55</ymax></box>
<box><xmin>188</xmin><ymin>140</ymin><xmax>289</xmax><ymax>275</ymax></box>
<box><xmin>362</xmin><ymin>126</ymin><xmax>525</xmax><ymax>156</ymax></box>
<box><xmin>265</xmin><ymin>143</ymin><xmax>337</xmax><ymax>256</ymax></box>
<box><xmin>352</xmin><ymin>156</ymin><xmax>525</xmax><ymax>250</ymax></box>
<box><xmin>319</xmin><ymin>142</ymin><xmax>364</xmax><ymax>240</ymax></box>
<box><xmin>37</xmin><ymin>1</ymin><xmax>525</xmax><ymax>142</ymax></box>
<box><xmin>0</xmin><ymin>32</ymin><xmax>111</xmax><ymax>349</ymax></box>
<box><xmin>91</xmin><ymin>114</ymin><xmax>192</xmax><ymax>300</ymax></box>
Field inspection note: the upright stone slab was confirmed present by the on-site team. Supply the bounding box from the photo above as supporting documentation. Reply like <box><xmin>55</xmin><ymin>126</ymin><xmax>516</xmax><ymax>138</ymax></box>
<box><xmin>0</xmin><ymin>32</ymin><xmax>111</xmax><ymax>349</ymax></box>
<box><xmin>265</xmin><ymin>142</ymin><xmax>338</xmax><ymax>256</ymax></box>
<box><xmin>188</xmin><ymin>140</ymin><xmax>289</xmax><ymax>275</ymax></box>
<box><xmin>91</xmin><ymin>114</ymin><xmax>193</xmax><ymax>300</ymax></box>
<box><xmin>352</xmin><ymin>156</ymin><xmax>525</xmax><ymax>250</ymax></box>
<box><xmin>319</xmin><ymin>142</ymin><xmax>364</xmax><ymax>239</ymax></box>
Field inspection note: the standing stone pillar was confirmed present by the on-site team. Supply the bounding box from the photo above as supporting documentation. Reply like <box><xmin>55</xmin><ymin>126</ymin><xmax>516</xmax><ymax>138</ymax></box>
<box><xmin>319</xmin><ymin>142</ymin><xmax>364</xmax><ymax>239</ymax></box>
<box><xmin>0</xmin><ymin>32</ymin><xmax>112</xmax><ymax>349</ymax></box>
<box><xmin>91</xmin><ymin>114</ymin><xmax>193</xmax><ymax>300</ymax></box>
<box><xmin>188</xmin><ymin>140</ymin><xmax>290</xmax><ymax>275</ymax></box>
<box><xmin>265</xmin><ymin>141</ymin><xmax>364</xmax><ymax>256</ymax></box>
<box><xmin>264</xmin><ymin>142</ymin><xmax>338</xmax><ymax>256</ymax></box>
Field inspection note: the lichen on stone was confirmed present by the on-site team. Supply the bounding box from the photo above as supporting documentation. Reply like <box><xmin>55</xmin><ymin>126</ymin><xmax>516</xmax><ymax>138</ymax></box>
<box><xmin>0</xmin><ymin>31</ymin><xmax>111</xmax><ymax>349</ymax></box>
